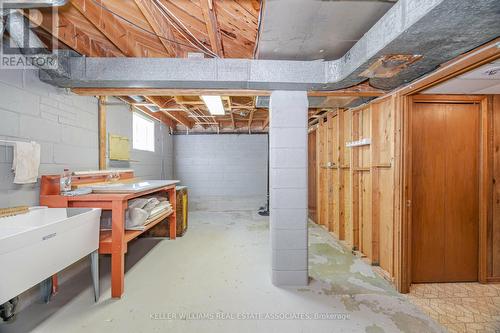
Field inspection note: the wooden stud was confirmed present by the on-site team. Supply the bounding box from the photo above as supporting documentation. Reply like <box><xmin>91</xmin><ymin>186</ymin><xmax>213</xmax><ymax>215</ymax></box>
<box><xmin>248</xmin><ymin>109</ymin><xmax>255</xmax><ymax>133</ymax></box>
<box><xmin>146</xmin><ymin>96</ymin><xmax>194</xmax><ymax>128</ymax></box>
<box><xmin>98</xmin><ymin>96</ymin><xmax>107</xmax><ymax>170</ymax></box>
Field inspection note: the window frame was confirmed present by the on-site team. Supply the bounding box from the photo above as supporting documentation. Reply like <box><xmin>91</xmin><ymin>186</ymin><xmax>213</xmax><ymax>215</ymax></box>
<box><xmin>132</xmin><ymin>112</ymin><xmax>155</xmax><ymax>152</ymax></box>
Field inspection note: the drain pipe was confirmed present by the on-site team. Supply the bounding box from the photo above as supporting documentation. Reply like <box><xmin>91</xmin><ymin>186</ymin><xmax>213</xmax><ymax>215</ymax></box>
<box><xmin>3</xmin><ymin>9</ymin><xmax>71</xmax><ymax>77</ymax></box>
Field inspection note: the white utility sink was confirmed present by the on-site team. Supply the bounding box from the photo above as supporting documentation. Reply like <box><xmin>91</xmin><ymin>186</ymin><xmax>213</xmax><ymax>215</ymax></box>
<box><xmin>0</xmin><ymin>207</ymin><xmax>101</xmax><ymax>305</ymax></box>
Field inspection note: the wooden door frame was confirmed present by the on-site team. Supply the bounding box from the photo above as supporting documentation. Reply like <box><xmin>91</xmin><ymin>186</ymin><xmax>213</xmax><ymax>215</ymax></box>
<box><xmin>401</xmin><ymin>94</ymin><xmax>490</xmax><ymax>292</ymax></box>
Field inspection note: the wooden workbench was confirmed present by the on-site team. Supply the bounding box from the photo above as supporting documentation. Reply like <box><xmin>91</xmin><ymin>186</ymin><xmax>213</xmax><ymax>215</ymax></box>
<box><xmin>40</xmin><ymin>173</ymin><xmax>179</xmax><ymax>298</ymax></box>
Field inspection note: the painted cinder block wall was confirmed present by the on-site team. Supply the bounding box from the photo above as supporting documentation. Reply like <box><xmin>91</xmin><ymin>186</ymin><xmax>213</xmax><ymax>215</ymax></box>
<box><xmin>173</xmin><ymin>134</ymin><xmax>268</xmax><ymax>198</ymax></box>
<box><xmin>0</xmin><ymin>70</ymin><xmax>173</xmax><ymax>209</ymax></box>
<box><xmin>0</xmin><ymin>68</ymin><xmax>174</xmax><ymax>309</ymax></box>
<box><xmin>0</xmin><ymin>69</ymin><xmax>99</xmax><ymax>208</ymax></box>
<box><xmin>106</xmin><ymin>99</ymin><xmax>174</xmax><ymax>180</ymax></box>
<box><xmin>269</xmin><ymin>91</ymin><xmax>309</xmax><ymax>286</ymax></box>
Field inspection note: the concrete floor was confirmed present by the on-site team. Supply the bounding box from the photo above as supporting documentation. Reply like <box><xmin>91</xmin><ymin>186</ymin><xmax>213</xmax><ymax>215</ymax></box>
<box><xmin>1</xmin><ymin>198</ymin><xmax>443</xmax><ymax>333</ymax></box>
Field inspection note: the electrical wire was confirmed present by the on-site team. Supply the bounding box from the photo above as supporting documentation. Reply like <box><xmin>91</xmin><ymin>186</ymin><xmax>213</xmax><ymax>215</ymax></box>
<box><xmin>151</xmin><ymin>0</ymin><xmax>217</xmax><ymax>58</ymax></box>
<box><xmin>151</xmin><ymin>0</ymin><xmax>219</xmax><ymax>58</ymax></box>
<box><xmin>89</xmin><ymin>0</ymin><xmax>216</xmax><ymax>58</ymax></box>
<box><xmin>253</xmin><ymin>0</ymin><xmax>263</xmax><ymax>59</ymax></box>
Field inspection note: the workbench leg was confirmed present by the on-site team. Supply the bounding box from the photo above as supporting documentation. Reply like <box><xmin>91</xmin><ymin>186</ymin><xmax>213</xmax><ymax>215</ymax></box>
<box><xmin>168</xmin><ymin>188</ymin><xmax>177</xmax><ymax>240</ymax></box>
<box><xmin>90</xmin><ymin>250</ymin><xmax>99</xmax><ymax>302</ymax></box>
<box><xmin>111</xmin><ymin>201</ymin><xmax>126</xmax><ymax>298</ymax></box>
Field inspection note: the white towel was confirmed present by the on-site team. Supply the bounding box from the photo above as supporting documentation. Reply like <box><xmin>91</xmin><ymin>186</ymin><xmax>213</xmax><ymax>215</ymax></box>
<box><xmin>12</xmin><ymin>141</ymin><xmax>41</xmax><ymax>184</ymax></box>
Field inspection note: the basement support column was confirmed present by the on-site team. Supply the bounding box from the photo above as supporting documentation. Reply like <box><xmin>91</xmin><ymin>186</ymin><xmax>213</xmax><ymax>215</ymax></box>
<box><xmin>269</xmin><ymin>91</ymin><xmax>309</xmax><ymax>286</ymax></box>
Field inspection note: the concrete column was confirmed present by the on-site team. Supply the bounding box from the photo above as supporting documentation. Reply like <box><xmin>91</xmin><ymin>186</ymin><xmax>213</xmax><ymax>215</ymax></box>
<box><xmin>269</xmin><ymin>91</ymin><xmax>308</xmax><ymax>286</ymax></box>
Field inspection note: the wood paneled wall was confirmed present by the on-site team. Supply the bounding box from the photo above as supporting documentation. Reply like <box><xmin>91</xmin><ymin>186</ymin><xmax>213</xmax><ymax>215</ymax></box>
<box><xmin>310</xmin><ymin>95</ymin><xmax>402</xmax><ymax>284</ymax></box>
<box><xmin>309</xmin><ymin>93</ymin><xmax>500</xmax><ymax>291</ymax></box>
<box><xmin>490</xmin><ymin>95</ymin><xmax>500</xmax><ymax>281</ymax></box>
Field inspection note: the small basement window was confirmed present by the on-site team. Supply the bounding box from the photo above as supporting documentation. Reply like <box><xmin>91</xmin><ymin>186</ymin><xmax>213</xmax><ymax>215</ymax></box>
<box><xmin>132</xmin><ymin>112</ymin><xmax>155</xmax><ymax>152</ymax></box>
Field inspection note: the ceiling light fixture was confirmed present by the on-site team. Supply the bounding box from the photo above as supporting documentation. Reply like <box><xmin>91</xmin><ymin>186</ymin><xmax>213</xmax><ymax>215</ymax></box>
<box><xmin>201</xmin><ymin>95</ymin><xmax>225</xmax><ymax>115</ymax></box>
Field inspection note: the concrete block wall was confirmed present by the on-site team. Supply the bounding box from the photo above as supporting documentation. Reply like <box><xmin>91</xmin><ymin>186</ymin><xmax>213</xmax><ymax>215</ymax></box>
<box><xmin>269</xmin><ymin>91</ymin><xmax>309</xmax><ymax>286</ymax></box>
<box><xmin>106</xmin><ymin>100</ymin><xmax>174</xmax><ymax>179</ymax></box>
<box><xmin>173</xmin><ymin>134</ymin><xmax>268</xmax><ymax>198</ymax></box>
<box><xmin>0</xmin><ymin>70</ymin><xmax>175</xmax><ymax>310</ymax></box>
<box><xmin>0</xmin><ymin>69</ymin><xmax>99</xmax><ymax>208</ymax></box>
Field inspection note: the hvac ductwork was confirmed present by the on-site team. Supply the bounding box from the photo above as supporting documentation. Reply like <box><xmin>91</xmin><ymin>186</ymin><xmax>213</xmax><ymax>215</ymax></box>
<box><xmin>1</xmin><ymin>0</ymin><xmax>68</xmax><ymax>9</ymax></box>
<box><xmin>3</xmin><ymin>9</ymin><xmax>71</xmax><ymax>77</ymax></box>
<box><xmin>37</xmin><ymin>0</ymin><xmax>500</xmax><ymax>91</ymax></box>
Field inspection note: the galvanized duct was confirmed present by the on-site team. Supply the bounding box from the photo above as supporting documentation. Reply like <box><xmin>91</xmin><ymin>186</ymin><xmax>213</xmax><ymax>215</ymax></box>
<box><xmin>1</xmin><ymin>0</ymin><xmax>68</xmax><ymax>9</ymax></box>
<box><xmin>38</xmin><ymin>0</ymin><xmax>500</xmax><ymax>91</ymax></box>
<box><xmin>2</xmin><ymin>7</ymin><xmax>71</xmax><ymax>78</ymax></box>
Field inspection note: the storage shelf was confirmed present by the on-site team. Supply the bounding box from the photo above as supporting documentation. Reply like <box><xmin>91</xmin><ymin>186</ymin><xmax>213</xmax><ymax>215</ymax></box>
<box><xmin>100</xmin><ymin>210</ymin><xmax>173</xmax><ymax>248</ymax></box>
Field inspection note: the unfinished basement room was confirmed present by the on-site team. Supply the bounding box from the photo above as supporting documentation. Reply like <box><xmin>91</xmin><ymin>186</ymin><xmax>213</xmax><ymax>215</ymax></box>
<box><xmin>0</xmin><ymin>0</ymin><xmax>499</xmax><ymax>332</ymax></box>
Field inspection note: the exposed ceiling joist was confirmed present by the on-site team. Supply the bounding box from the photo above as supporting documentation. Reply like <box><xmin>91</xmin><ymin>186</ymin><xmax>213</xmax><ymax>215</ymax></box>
<box><xmin>70</xmin><ymin>0</ymin><xmax>135</xmax><ymax>56</ymax></box>
<box><xmin>70</xmin><ymin>86</ymin><xmax>384</xmax><ymax>97</ymax></box>
<box><xmin>43</xmin><ymin>0</ymin><xmax>500</xmax><ymax>92</ymax></box>
<box><xmin>248</xmin><ymin>109</ymin><xmax>255</xmax><ymax>133</ymax></box>
<box><xmin>133</xmin><ymin>0</ymin><xmax>178</xmax><ymax>57</ymax></box>
<box><xmin>119</xmin><ymin>96</ymin><xmax>175</xmax><ymax>128</ymax></box>
<box><xmin>230</xmin><ymin>112</ymin><xmax>236</xmax><ymax>130</ymax></box>
<box><xmin>145</xmin><ymin>96</ymin><xmax>194</xmax><ymax>128</ymax></box>
<box><xmin>200</xmin><ymin>0</ymin><xmax>223</xmax><ymax>57</ymax></box>
<box><xmin>25</xmin><ymin>5</ymin><xmax>124</xmax><ymax>57</ymax></box>
<box><xmin>71</xmin><ymin>0</ymin><xmax>167</xmax><ymax>57</ymax></box>
<box><xmin>262</xmin><ymin>115</ymin><xmax>269</xmax><ymax>130</ymax></box>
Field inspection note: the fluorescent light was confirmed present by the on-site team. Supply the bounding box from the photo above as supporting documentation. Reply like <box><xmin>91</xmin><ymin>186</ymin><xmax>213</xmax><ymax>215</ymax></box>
<box><xmin>201</xmin><ymin>95</ymin><xmax>225</xmax><ymax>115</ymax></box>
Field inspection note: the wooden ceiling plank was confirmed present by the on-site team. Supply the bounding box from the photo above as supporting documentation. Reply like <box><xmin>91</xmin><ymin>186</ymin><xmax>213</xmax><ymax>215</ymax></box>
<box><xmin>117</xmin><ymin>96</ymin><xmax>175</xmax><ymax>128</ymax></box>
<box><xmin>247</xmin><ymin>109</ymin><xmax>255</xmax><ymax>133</ymax></box>
<box><xmin>134</xmin><ymin>0</ymin><xmax>178</xmax><ymax>57</ymax></box>
<box><xmin>30</xmin><ymin>7</ymin><xmax>124</xmax><ymax>57</ymax></box>
<box><xmin>262</xmin><ymin>115</ymin><xmax>269</xmax><ymax>130</ymax></box>
<box><xmin>230</xmin><ymin>112</ymin><xmax>236</xmax><ymax>130</ymax></box>
<box><xmin>146</xmin><ymin>96</ymin><xmax>194</xmax><ymax>128</ymax></box>
<box><xmin>71</xmin><ymin>0</ymin><xmax>135</xmax><ymax>56</ymax></box>
<box><xmin>157</xmin><ymin>0</ymin><xmax>210</xmax><ymax>41</ymax></box>
<box><xmin>200</xmin><ymin>0</ymin><xmax>223</xmax><ymax>57</ymax></box>
<box><xmin>71</xmin><ymin>0</ymin><xmax>168</xmax><ymax>57</ymax></box>
<box><xmin>233</xmin><ymin>0</ymin><xmax>260</xmax><ymax>19</ymax></box>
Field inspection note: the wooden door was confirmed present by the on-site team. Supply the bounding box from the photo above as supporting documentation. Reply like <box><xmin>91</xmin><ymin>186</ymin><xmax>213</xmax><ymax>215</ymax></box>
<box><xmin>412</xmin><ymin>102</ymin><xmax>480</xmax><ymax>283</ymax></box>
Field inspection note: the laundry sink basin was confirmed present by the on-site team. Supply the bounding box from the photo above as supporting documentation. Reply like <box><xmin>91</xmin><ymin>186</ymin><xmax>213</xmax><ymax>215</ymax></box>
<box><xmin>0</xmin><ymin>207</ymin><xmax>101</xmax><ymax>305</ymax></box>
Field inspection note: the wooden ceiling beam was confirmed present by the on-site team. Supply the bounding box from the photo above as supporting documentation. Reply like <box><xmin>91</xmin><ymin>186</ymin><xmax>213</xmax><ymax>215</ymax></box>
<box><xmin>262</xmin><ymin>115</ymin><xmax>269</xmax><ymax>130</ymax></box>
<box><xmin>26</xmin><ymin>6</ymin><xmax>124</xmax><ymax>57</ymax></box>
<box><xmin>247</xmin><ymin>109</ymin><xmax>255</xmax><ymax>133</ymax></box>
<box><xmin>138</xmin><ymin>106</ymin><xmax>176</xmax><ymax>128</ymax></box>
<box><xmin>200</xmin><ymin>0</ymin><xmax>223</xmax><ymax>57</ymax></box>
<box><xmin>134</xmin><ymin>0</ymin><xmax>178</xmax><ymax>57</ymax></box>
<box><xmin>71</xmin><ymin>0</ymin><xmax>167</xmax><ymax>57</ymax></box>
<box><xmin>117</xmin><ymin>96</ymin><xmax>175</xmax><ymax>128</ymax></box>
<box><xmin>71</xmin><ymin>0</ymin><xmax>135</xmax><ymax>56</ymax></box>
<box><xmin>230</xmin><ymin>112</ymin><xmax>236</xmax><ymax>130</ymax></box>
<box><xmin>71</xmin><ymin>88</ymin><xmax>385</xmax><ymax>97</ymax></box>
<box><xmin>145</xmin><ymin>96</ymin><xmax>194</xmax><ymax>128</ymax></box>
